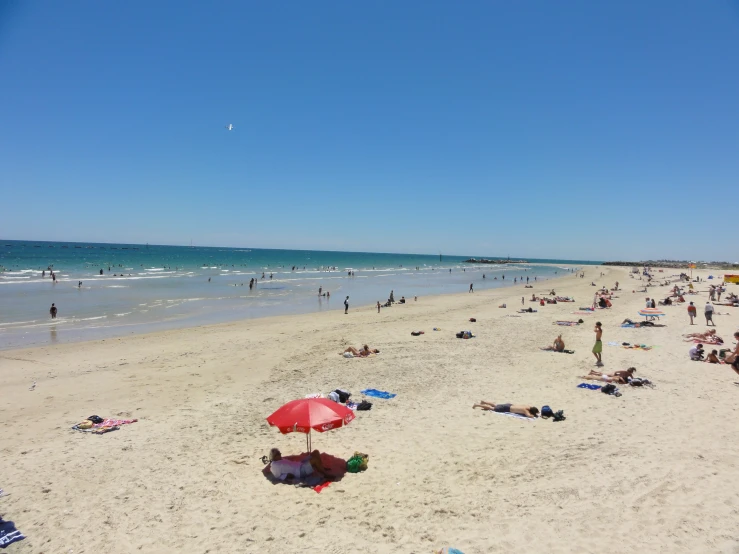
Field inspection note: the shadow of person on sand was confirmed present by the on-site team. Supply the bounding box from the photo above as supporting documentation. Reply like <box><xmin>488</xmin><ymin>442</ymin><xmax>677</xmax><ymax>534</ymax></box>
<box><xmin>261</xmin><ymin>452</ymin><xmax>347</xmax><ymax>488</ymax></box>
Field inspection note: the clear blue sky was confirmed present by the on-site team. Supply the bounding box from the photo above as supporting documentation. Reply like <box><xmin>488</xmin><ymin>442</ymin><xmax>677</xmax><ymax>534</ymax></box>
<box><xmin>1</xmin><ymin>1</ymin><xmax>738</xmax><ymax>261</ymax></box>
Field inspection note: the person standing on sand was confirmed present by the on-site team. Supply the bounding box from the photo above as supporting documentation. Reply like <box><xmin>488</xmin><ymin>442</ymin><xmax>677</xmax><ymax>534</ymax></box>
<box><xmin>344</xmin><ymin>296</ymin><xmax>349</xmax><ymax>314</ymax></box>
<box><xmin>469</xmin><ymin>283</ymin><xmax>473</xmax><ymax>293</ymax></box>
<box><xmin>687</xmin><ymin>302</ymin><xmax>697</xmax><ymax>325</ymax></box>
<box><xmin>704</xmin><ymin>302</ymin><xmax>715</xmax><ymax>326</ymax></box>
<box><xmin>593</xmin><ymin>322</ymin><xmax>603</xmax><ymax>366</ymax></box>
<box><xmin>377</xmin><ymin>301</ymin><xmax>380</xmax><ymax>313</ymax></box>
<box><xmin>521</xmin><ymin>296</ymin><xmax>524</xmax><ymax>305</ymax></box>
<box><xmin>49</xmin><ymin>303</ymin><xmax>57</xmax><ymax>319</ymax></box>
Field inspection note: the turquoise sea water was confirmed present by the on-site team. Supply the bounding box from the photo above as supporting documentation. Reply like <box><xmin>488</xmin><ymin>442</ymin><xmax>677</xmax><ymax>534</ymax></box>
<box><xmin>0</xmin><ymin>240</ymin><xmax>601</xmax><ymax>349</ymax></box>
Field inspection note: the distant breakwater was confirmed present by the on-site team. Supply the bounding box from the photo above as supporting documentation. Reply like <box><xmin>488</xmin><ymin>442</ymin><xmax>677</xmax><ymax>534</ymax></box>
<box><xmin>603</xmin><ymin>261</ymin><xmax>739</xmax><ymax>270</ymax></box>
<box><xmin>464</xmin><ymin>258</ymin><xmax>528</xmax><ymax>264</ymax></box>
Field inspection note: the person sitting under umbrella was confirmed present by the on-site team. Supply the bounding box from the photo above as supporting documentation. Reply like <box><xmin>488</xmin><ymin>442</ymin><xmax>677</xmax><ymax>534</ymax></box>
<box><xmin>268</xmin><ymin>448</ymin><xmax>331</xmax><ymax>481</ymax></box>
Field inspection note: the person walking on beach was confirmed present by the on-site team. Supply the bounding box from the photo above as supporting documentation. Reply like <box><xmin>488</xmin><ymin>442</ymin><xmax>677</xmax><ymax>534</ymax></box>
<box><xmin>377</xmin><ymin>301</ymin><xmax>381</xmax><ymax>313</ymax></box>
<box><xmin>687</xmin><ymin>301</ymin><xmax>697</xmax><ymax>325</ymax></box>
<box><xmin>319</xmin><ymin>286</ymin><xmax>322</xmax><ymax>296</ymax></box>
<box><xmin>704</xmin><ymin>302</ymin><xmax>715</xmax><ymax>326</ymax></box>
<box><xmin>592</xmin><ymin>322</ymin><xmax>603</xmax><ymax>366</ymax></box>
<box><xmin>521</xmin><ymin>296</ymin><xmax>524</xmax><ymax>305</ymax></box>
<box><xmin>49</xmin><ymin>303</ymin><xmax>57</xmax><ymax>319</ymax></box>
<box><xmin>344</xmin><ymin>296</ymin><xmax>349</xmax><ymax>314</ymax></box>
<box><xmin>469</xmin><ymin>283</ymin><xmax>473</xmax><ymax>293</ymax></box>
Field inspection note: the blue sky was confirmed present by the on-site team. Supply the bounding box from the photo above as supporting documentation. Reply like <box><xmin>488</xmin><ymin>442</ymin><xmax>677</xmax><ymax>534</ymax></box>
<box><xmin>1</xmin><ymin>1</ymin><xmax>738</xmax><ymax>261</ymax></box>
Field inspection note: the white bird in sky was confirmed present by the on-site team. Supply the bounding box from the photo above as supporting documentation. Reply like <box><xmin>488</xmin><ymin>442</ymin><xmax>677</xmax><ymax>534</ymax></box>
<box><xmin>225</xmin><ymin>124</ymin><xmax>234</xmax><ymax>131</ymax></box>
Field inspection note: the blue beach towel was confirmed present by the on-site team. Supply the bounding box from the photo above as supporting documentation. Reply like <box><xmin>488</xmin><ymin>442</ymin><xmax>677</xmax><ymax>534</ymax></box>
<box><xmin>360</xmin><ymin>389</ymin><xmax>396</xmax><ymax>399</ymax></box>
<box><xmin>0</xmin><ymin>519</ymin><xmax>25</xmax><ymax>549</ymax></box>
<box><xmin>577</xmin><ymin>383</ymin><xmax>602</xmax><ymax>390</ymax></box>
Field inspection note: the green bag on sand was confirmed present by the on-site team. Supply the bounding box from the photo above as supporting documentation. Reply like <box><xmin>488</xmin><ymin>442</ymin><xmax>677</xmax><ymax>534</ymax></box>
<box><xmin>346</xmin><ymin>452</ymin><xmax>369</xmax><ymax>473</ymax></box>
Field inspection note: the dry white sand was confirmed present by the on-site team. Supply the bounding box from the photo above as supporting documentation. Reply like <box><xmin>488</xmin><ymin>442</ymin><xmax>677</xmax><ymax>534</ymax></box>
<box><xmin>2</xmin><ymin>265</ymin><xmax>739</xmax><ymax>553</ymax></box>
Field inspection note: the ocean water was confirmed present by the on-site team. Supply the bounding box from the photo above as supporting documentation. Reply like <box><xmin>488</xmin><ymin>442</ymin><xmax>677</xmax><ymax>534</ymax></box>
<box><xmin>0</xmin><ymin>240</ymin><xmax>601</xmax><ymax>349</ymax></box>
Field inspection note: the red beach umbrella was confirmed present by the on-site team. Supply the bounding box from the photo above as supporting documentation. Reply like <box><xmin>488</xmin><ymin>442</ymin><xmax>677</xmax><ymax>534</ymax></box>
<box><xmin>266</xmin><ymin>398</ymin><xmax>355</xmax><ymax>451</ymax></box>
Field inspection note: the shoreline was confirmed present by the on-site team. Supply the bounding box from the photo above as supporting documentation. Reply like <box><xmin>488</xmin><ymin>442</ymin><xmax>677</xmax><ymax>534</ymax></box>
<box><xmin>0</xmin><ymin>263</ymin><xmax>586</xmax><ymax>352</ymax></box>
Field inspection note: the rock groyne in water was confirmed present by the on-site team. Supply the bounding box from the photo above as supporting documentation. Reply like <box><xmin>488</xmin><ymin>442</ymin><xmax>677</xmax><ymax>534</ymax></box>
<box><xmin>464</xmin><ymin>258</ymin><xmax>528</xmax><ymax>264</ymax></box>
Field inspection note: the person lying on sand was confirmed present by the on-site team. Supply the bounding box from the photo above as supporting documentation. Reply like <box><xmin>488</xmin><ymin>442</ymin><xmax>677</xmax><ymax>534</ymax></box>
<box><xmin>472</xmin><ymin>401</ymin><xmax>539</xmax><ymax>418</ymax></box>
<box><xmin>343</xmin><ymin>345</ymin><xmax>380</xmax><ymax>357</ymax></box>
<box><xmin>684</xmin><ymin>329</ymin><xmax>722</xmax><ymax>343</ymax></box>
<box><xmin>541</xmin><ymin>334</ymin><xmax>565</xmax><ymax>352</ymax></box>
<box><xmin>579</xmin><ymin>373</ymin><xmax>629</xmax><ymax>384</ymax></box>
<box><xmin>588</xmin><ymin>367</ymin><xmax>636</xmax><ymax>382</ymax></box>
<box><xmin>268</xmin><ymin>448</ymin><xmax>331</xmax><ymax>481</ymax></box>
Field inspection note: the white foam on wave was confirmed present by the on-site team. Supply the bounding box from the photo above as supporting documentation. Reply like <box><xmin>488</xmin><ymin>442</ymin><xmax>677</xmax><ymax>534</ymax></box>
<box><xmin>0</xmin><ymin>319</ymin><xmax>39</xmax><ymax>327</ymax></box>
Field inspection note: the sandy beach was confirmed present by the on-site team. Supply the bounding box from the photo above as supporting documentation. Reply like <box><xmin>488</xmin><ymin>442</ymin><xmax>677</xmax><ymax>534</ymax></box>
<box><xmin>2</xmin><ymin>265</ymin><xmax>738</xmax><ymax>553</ymax></box>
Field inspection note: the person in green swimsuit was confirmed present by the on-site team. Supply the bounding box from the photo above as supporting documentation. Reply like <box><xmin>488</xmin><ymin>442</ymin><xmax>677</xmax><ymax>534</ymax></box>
<box><xmin>593</xmin><ymin>321</ymin><xmax>603</xmax><ymax>366</ymax></box>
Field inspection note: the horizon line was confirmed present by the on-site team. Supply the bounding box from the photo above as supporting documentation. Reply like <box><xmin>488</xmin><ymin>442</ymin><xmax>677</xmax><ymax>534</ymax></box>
<box><xmin>0</xmin><ymin>238</ymin><xmax>604</xmax><ymax>264</ymax></box>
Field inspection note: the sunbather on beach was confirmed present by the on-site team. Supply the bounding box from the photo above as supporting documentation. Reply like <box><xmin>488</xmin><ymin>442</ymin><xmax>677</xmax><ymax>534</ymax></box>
<box><xmin>541</xmin><ymin>334</ymin><xmax>565</xmax><ymax>352</ymax></box>
<box><xmin>588</xmin><ymin>367</ymin><xmax>636</xmax><ymax>381</ymax></box>
<box><xmin>705</xmin><ymin>350</ymin><xmax>721</xmax><ymax>364</ymax></box>
<box><xmin>684</xmin><ymin>329</ymin><xmax>722</xmax><ymax>343</ymax></box>
<box><xmin>579</xmin><ymin>373</ymin><xmax>627</xmax><ymax>384</ymax></box>
<box><xmin>342</xmin><ymin>345</ymin><xmax>379</xmax><ymax>357</ymax></box>
<box><xmin>268</xmin><ymin>448</ymin><xmax>331</xmax><ymax>481</ymax></box>
<box><xmin>472</xmin><ymin>401</ymin><xmax>539</xmax><ymax>418</ymax></box>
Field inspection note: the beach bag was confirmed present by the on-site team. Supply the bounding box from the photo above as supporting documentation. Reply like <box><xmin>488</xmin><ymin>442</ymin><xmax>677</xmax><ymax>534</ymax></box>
<box><xmin>540</xmin><ymin>405</ymin><xmax>554</xmax><ymax>419</ymax></box>
<box><xmin>601</xmin><ymin>384</ymin><xmax>617</xmax><ymax>395</ymax></box>
<box><xmin>87</xmin><ymin>415</ymin><xmax>104</xmax><ymax>424</ymax></box>
<box><xmin>552</xmin><ymin>410</ymin><xmax>566</xmax><ymax>422</ymax></box>
<box><xmin>328</xmin><ymin>391</ymin><xmax>340</xmax><ymax>403</ymax></box>
<box><xmin>356</xmin><ymin>400</ymin><xmax>372</xmax><ymax>411</ymax></box>
<box><xmin>469</xmin><ymin>318</ymin><xmax>476</xmax><ymax>322</ymax></box>
<box><xmin>346</xmin><ymin>452</ymin><xmax>369</xmax><ymax>473</ymax></box>
<box><xmin>334</xmin><ymin>389</ymin><xmax>351</xmax><ymax>403</ymax></box>
<box><xmin>343</xmin><ymin>352</ymin><xmax>354</xmax><ymax>358</ymax></box>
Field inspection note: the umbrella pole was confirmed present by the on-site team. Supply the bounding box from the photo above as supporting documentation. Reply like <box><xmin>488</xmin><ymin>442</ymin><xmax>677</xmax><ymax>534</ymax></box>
<box><xmin>306</xmin><ymin>431</ymin><xmax>311</xmax><ymax>453</ymax></box>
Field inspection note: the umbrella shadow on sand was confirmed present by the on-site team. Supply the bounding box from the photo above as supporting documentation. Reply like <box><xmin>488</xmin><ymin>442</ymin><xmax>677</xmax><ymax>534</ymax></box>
<box><xmin>261</xmin><ymin>452</ymin><xmax>347</xmax><ymax>488</ymax></box>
